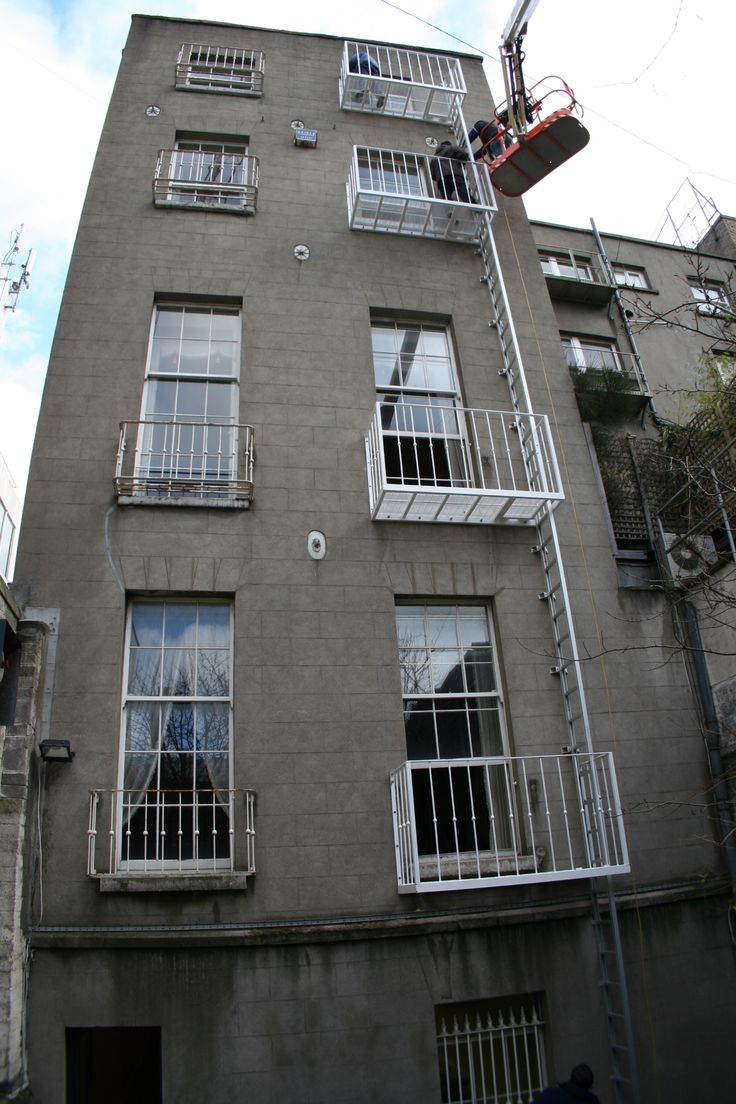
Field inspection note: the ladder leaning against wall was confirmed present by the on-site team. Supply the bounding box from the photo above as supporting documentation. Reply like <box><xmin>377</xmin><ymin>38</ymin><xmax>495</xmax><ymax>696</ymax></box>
<box><xmin>453</xmin><ymin>102</ymin><xmax>641</xmax><ymax>1104</ymax></box>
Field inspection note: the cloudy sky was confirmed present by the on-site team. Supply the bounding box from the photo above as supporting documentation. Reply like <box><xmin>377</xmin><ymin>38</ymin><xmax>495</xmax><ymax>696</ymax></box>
<box><xmin>2</xmin><ymin>0</ymin><xmax>735</xmax><ymax>518</ymax></box>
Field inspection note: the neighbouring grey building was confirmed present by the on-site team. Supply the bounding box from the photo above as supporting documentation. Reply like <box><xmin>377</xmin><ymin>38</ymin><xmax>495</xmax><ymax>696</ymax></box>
<box><xmin>4</xmin><ymin>14</ymin><xmax>735</xmax><ymax>1104</ymax></box>
<box><xmin>0</xmin><ymin>452</ymin><xmax>20</xmax><ymax>583</ymax></box>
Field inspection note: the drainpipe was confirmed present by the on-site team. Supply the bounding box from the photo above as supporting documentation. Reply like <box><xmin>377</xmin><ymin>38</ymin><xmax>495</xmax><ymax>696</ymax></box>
<box><xmin>677</xmin><ymin>598</ymin><xmax>736</xmax><ymax>891</ymax></box>
<box><xmin>590</xmin><ymin>218</ymin><xmax>663</xmax><ymax>427</ymax></box>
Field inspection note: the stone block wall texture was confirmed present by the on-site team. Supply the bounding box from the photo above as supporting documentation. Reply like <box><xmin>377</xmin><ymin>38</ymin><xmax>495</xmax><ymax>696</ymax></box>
<box><xmin>10</xmin><ymin>14</ymin><xmax>736</xmax><ymax>1104</ymax></box>
<box><xmin>0</xmin><ymin>623</ymin><xmax>47</xmax><ymax>1096</ymax></box>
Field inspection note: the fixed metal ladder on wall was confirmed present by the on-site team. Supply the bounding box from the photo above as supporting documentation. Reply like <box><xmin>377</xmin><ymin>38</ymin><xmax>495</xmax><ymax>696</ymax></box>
<box><xmin>469</xmin><ymin>189</ymin><xmax>640</xmax><ymax>1102</ymax></box>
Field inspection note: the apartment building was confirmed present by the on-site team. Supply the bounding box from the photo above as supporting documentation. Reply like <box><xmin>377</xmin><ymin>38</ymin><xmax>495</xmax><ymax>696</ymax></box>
<box><xmin>3</xmin><ymin>15</ymin><xmax>735</xmax><ymax>1104</ymax></box>
<box><xmin>0</xmin><ymin>452</ymin><xmax>20</xmax><ymax>583</ymax></box>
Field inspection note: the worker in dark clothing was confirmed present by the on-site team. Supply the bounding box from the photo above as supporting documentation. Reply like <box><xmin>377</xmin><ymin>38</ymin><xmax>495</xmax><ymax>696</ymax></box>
<box><xmin>348</xmin><ymin>51</ymin><xmax>380</xmax><ymax>76</ymax></box>
<box><xmin>430</xmin><ymin>140</ymin><xmax>471</xmax><ymax>203</ymax></box>
<box><xmin>348</xmin><ymin>51</ymin><xmax>383</xmax><ymax>108</ymax></box>
<box><xmin>532</xmin><ymin>1064</ymin><xmax>600</xmax><ymax>1104</ymax></box>
<box><xmin>469</xmin><ymin>97</ymin><xmax>538</xmax><ymax>161</ymax></box>
<box><xmin>468</xmin><ymin>116</ymin><xmax>513</xmax><ymax>161</ymax></box>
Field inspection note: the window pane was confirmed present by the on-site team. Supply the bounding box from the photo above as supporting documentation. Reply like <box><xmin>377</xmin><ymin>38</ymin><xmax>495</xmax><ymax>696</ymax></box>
<box><xmin>431</xmin><ymin>652</ymin><xmax>464</xmax><ymax>693</ymax></box>
<box><xmin>372</xmin><ymin>352</ymin><xmax>400</xmax><ymax>388</ymax></box>
<box><xmin>159</xmin><ymin>752</ymin><xmax>194</xmax><ymax>790</ymax></box>
<box><xmin>198</xmin><ymin>604</ymin><xmax>231</xmax><ymax>646</ymax></box>
<box><xmin>371</xmin><ymin>326</ymin><xmax>397</xmax><ymax>355</ymax></box>
<box><xmin>150</xmin><ymin>338</ymin><xmax>181</xmax><ymax>375</ymax></box>
<box><xmin>404</xmin><ymin>700</ymin><xmax>436</xmax><ymax>758</ymax></box>
<box><xmin>164</xmin><ymin>604</ymin><xmax>198</xmax><ymax>646</ymax></box>
<box><xmin>426</xmin><ymin>607</ymin><xmax>460</xmax><ymax>646</ymax></box>
<box><xmin>124</xmin><ymin>751</ymin><xmax>158</xmax><ymax>793</ymax></box>
<box><xmin>197</xmin><ymin>650</ymin><xmax>230</xmax><ymax>696</ymax></box>
<box><xmin>468</xmin><ymin>701</ymin><xmax>504</xmax><ymax>756</ymax></box>
<box><xmin>153</xmin><ymin>308</ymin><xmax>183</xmax><ymax>339</ymax></box>
<box><xmin>210</xmin><ymin>310</ymin><xmax>240</xmax><ymax>341</ymax></box>
<box><xmin>209</xmin><ymin>340</ymin><xmax>237</xmax><ymax>377</ymax></box>
<box><xmin>128</xmin><ymin>649</ymin><xmax>161</xmax><ymax>696</ymax></box>
<box><xmin>179</xmin><ymin>339</ymin><xmax>210</xmax><ymax>376</ymax></box>
<box><xmin>205</xmin><ymin>382</ymin><xmax>235</xmax><ymax>420</ymax></box>
<box><xmin>162</xmin><ymin>649</ymin><xmax>196</xmax><ymax>696</ymax></box>
<box><xmin>196</xmin><ymin>752</ymin><xmax>229</xmax><ymax>791</ymax></box>
<box><xmin>435</xmin><ymin>699</ymin><xmax>472</xmax><ymax>758</ymax></box>
<box><xmin>457</xmin><ymin>609</ymin><xmax>490</xmax><ymax>646</ymax></box>
<box><xmin>396</xmin><ymin>607</ymin><xmax>426</xmax><ymax>649</ymax></box>
<box><xmin>130</xmin><ymin>605</ymin><xmax>164</xmax><ymax>647</ymax></box>
<box><xmin>400</xmin><ymin>650</ymin><xmax>432</xmax><ymax>695</ymax></box>
<box><xmin>174</xmin><ymin>381</ymin><xmax>207</xmax><ymax>418</ymax></box>
<box><xmin>147</xmin><ymin>379</ymin><xmax>177</xmax><ymax>415</ymax></box>
<box><xmin>125</xmin><ymin>703</ymin><xmax>159</xmax><ymax>751</ymax></box>
<box><xmin>196</xmin><ymin>703</ymin><xmax>230</xmax><ymax>751</ymax></box>
<box><xmin>161</xmin><ymin>703</ymin><xmax>195</xmax><ymax>752</ymax></box>
<box><xmin>181</xmin><ymin>308</ymin><xmax>212</xmax><ymax>340</ymax></box>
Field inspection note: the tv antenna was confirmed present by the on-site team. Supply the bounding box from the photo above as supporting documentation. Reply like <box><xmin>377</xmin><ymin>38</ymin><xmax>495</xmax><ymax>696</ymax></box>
<box><xmin>1</xmin><ymin>225</ymin><xmax>36</xmax><ymax>332</ymax></box>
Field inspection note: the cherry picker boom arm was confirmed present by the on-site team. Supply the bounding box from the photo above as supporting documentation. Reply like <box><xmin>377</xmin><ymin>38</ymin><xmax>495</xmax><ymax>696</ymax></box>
<box><xmin>500</xmin><ymin>0</ymin><xmax>542</xmax><ymax>138</ymax></box>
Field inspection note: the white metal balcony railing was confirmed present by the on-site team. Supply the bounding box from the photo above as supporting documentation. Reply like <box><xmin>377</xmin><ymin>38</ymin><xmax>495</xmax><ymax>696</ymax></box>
<box><xmin>87</xmin><ymin>789</ymin><xmax>256</xmax><ymax>877</ymax></box>
<box><xmin>347</xmin><ymin>147</ymin><xmax>495</xmax><ymax>244</ymax></box>
<box><xmin>365</xmin><ymin>402</ymin><xmax>563</xmax><ymax>524</ymax></box>
<box><xmin>153</xmin><ymin>149</ymin><xmax>259</xmax><ymax>213</ymax></box>
<box><xmin>564</xmin><ymin>347</ymin><xmax>650</xmax><ymax>398</ymax></box>
<box><xmin>539</xmin><ymin>247</ymin><xmax>615</xmax><ymax>305</ymax></box>
<box><xmin>339</xmin><ymin>41</ymin><xmax>466</xmax><ymax>123</ymax></box>
<box><xmin>114</xmin><ymin>420</ymin><xmax>255</xmax><ymax>505</ymax></box>
<box><xmin>390</xmin><ymin>753</ymin><xmax>629</xmax><ymax>893</ymax></box>
<box><xmin>175</xmin><ymin>43</ymin><xmax>265</xmax><ymax>96</ymax></box>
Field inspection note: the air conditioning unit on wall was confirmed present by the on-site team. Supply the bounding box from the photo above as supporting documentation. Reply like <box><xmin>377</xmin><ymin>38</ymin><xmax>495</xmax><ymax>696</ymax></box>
<box><xmin>662</xmin><ymin>532</ymin><xmax>718</xmax><ymax>582</ymax></box>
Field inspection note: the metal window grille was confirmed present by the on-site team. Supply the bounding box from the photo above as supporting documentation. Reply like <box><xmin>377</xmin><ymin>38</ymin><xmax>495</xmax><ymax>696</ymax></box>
<box><xmin>176</xmin><ymin>43</ymin><xmax>265</xmax><ymax>95</ymax></box>
<box><xmin>436</xmin><ymin>996</ymin><xmax>547</xmax><ymax>1104</ymax></box>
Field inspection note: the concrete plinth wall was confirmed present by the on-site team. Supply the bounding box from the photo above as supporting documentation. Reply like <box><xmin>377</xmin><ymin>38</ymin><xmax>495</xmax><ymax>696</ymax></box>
<box><xmin>26</xmin><ymin>891</ymin><xmax>735</xmax><ymax>1104</ymax></box>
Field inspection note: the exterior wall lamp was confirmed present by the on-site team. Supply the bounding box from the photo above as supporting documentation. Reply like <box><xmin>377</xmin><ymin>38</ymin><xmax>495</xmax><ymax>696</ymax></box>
<box><xmin>39</xmin><ymin>739</ymin><xmax>74</xmax><ymax>763</ymax></box>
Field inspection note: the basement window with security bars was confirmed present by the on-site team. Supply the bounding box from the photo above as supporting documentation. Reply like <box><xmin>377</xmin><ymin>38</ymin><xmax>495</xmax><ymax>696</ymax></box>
<box><xmin>435</xmin><ymin>994</ymin><xmax>547</xmax><ymax>1104</ymax></box>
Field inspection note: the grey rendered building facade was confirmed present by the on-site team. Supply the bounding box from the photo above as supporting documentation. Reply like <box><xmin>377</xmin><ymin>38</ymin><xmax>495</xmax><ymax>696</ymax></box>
<box><xmin>5</xmin><ymin>14</ymin><xmax>735</xmax><ymax>1104</ymax></box>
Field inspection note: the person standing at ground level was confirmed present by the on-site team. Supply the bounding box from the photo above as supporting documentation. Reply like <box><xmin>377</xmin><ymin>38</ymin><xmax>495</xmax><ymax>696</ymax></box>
<box><xmin>531</xmin><ymin>1063</ymin><xmax>600</xmax><ymax>1103</ymax></box>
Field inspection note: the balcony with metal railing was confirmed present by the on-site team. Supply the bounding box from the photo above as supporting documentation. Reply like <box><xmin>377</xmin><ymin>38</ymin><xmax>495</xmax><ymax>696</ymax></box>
<box><xmin>564</xmin><ymin>344</ymin><xmax>650</xmax><ymax>420</ymax></box>
<box><xmin>153</xmin><ymin>149</ymin><xmax>259</xmax><ymax>213</ymax></box>
<box><xmin>390</xmin><ymin>752</ymin><xmax>629</xmax><ymax>893</ymax></box>
<box><xmin>175</xmin><ymin>43</ymin><xmax>265</xmax><ymax>96</ymax></box>
<box><xmin>339</xmin><ymin>41</ymin><xmax>465</xmax><ymax>123</ymax></box>
<box><xmin>114</xmin><ymin>420</ymin><xmax>255</xmax><ymax>507</ymax></box>
<box><xmin>539</xmin><ymin>247</ymin><xmax>615</xmax><ymax>305</ymax></box>
<box><xmin>347</xmin><ymin>147</ymin><xmax>495</xmax><ymax>244</ymax></box>
<box><xmin>87</xmin><ymin>788</ymin><xmax>256</xmax><ymax>889</ymax></box>
<box><xmin>365</xmin><ymin>403</ymin><xmax>563</xmax><ymax>524</ymax></box>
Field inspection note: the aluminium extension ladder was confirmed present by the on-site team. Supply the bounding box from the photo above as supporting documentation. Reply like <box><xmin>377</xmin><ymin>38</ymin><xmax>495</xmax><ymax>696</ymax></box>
<box><xmin>469</xmin><ymin>187</ymin><xmax>640</xmax><ymax>1103</ymax></box>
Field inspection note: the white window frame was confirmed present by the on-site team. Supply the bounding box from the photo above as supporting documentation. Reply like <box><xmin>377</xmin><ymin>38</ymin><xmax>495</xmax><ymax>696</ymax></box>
<box><xmin>138</xmin><ymin>303</ymin><xmax>240</xmax><ymax>489</ymax></box>
<box><xmin>436</xmin><ymin>994</ymin><xmax>548</xmax><ymax>1104</ymax></box>
<box><xmin>690</xmin><ymin>280</ymin><xmax>730</xmax><ymax>315</ymax></box>
<box><xmin>562</xmin><ymin>335</ymin><xmax>621</xmax><ymax>373</ymax></box>
<box><xmin>395</xmin><ymin>602</ymin><xmax>515</xmax><ymax>865</ymax></box>
<box><xmin>118</xmin><ymin>599</ymin><xmax>234</xmax><ymax>871</ymax></box>
<box><xmin>372</xmin><ymin>321</ymin><xmax>474</xmax><ymax>489</ymax></box>
<box><xmin>539</xmin><ymin>251</ymin><xmax>592</xmax><ymax>281</ymax></box>
<box><xmin>612</xmin><ymin>264</ymin><xmax>648</xmax><ymax>288</ymax></box>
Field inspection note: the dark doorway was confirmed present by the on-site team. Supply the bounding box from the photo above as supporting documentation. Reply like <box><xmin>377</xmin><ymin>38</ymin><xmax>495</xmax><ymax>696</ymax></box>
<box><xmin>66</xmin><ymin>1026</ymin><xmax>162</xmax><ymax>1104</ymax></box>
